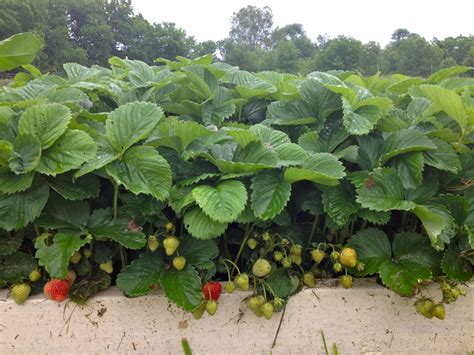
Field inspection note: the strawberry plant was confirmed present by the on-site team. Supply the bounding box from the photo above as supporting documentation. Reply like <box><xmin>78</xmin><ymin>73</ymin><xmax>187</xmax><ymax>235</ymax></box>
<box><xmin>0</xmin><ymin>32</ymin><xmax>472</xmax><ymax>319</ymax></box>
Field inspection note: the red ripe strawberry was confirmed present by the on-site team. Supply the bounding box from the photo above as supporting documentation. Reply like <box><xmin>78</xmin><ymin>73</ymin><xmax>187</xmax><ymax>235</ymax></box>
<box><xmin>44</xmin><ymin>279</ymin><xmax>70</xmax><ymax>302</ymax></box>
<box><xmin>202</xmin><ymin>281</ymin><xmax>222</xmax><ymax>301</ymax></box>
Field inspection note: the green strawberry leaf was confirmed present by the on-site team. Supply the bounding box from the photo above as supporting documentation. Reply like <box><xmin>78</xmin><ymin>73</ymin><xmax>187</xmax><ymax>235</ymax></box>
<box><xmin>106</xmin><ymin>102</ymin><xmax>163</xmax><ymax>153</ymax></box>
<box><xmin>75</xmin><ymin>136</ymin><xmax>119</xmax><ymax>178</ymax></box>
<box><xmin>249</xmin><ymin>124</ymin><xmax>291</xmax><ymax>148</ymax></box>
<box><xmin>419</xmin><ymin>84</ymin><xmax>467</xmax><ymax>130</ymax></box>
<box><xmin>379</xmin><ymin>260</ymin><xmax>432</xmax><ymax>297</ymax></box>
<box><xmin>46</xmin><ymin>173</ymin><xmax>100</xmax><ymax>201</ymax></box>
<box><xmin>441</xmin><ymin>244</ymin><xmax>472</xmax><ymax>282</ymax></box>
<box><xmin>284</xmin><ymin>153</ymin><xmax>346</xmax><ymax>186</ymax></box>
<box><xmin>146</xmin><ymin>117</ymin><xmax>211</xmax><ymax>152</ymax></box>
<box><xmin>18</xmin><ymin>103</ymin><xmax>71</xmax><ymax>149</ymax></box>
<box><xmin>0</xmin><ymin>231</ymin><xmax>23</xmax><ymax>256</ymax></box>
<box><xmin>322</xmin><ymin>183</ymin><xmax>358</xmax><ymax>227</ymax></box>
<box><xmin>192</xmin><ymin>180</ymin><xmax>247</xmax><ymax>223</ymax></box>
<box><xmin>0</xmin><ymin>32</ymin><xmax>44</xmax><ymax>71</ymax></box>
<box><xmin>266</xmin><ymin>100</ymin><xmax>316</xmax><ymax>126</ymax></box>
<box><xmin>423</xmin><ymin>138</ymin><xmax>461</xmax><ymax>173</ymax></box>
<box><xmin>251</xmin><ymin>170</ymin><xmax>291</xmax><ymax>221</ymax></box>
<box><xmin>179</xmin><ymin>238</ymin><xmax>218</xmax><ymax>266</ymax></box>
<box><xmin>392</xmin><ymin>232</ymin><xmax>442</xmax><ymax>274</ymax></box>
<box><xmin>106</xmin><ymin>146</ymin><xmax>172</xmax><ymax>201</ymax></box>
<box><xmin>116</xmin><ymin>252</ymin><xmax>164</xmax><ymax>297</ymax></box>
<box><xmin>35</xmin><ymin>232</ymin><xmax>91</xmax><ymax>279</ymax></box>
<box><xmin>8</xmin><ymin>134</ymin><xmax>41</xmax><ymax>174</ymax></box>
<box><xmin>357</xmin><ymin>209</ymin><xmax>391</xmax><ymax>225</ymax></box>
<box><xmin>349</xmin><ymin>228</ymin><xmax>391</xmax><ymax>276</ymax></box>
<box><xmin>356</xmin><ymin>168</ymin><xmax>416</xmax><ymax>212</ymax></box>
<box><xmin>265</xmin><ymin>268</ymin><xmax>295</xmax><ymax>298</ymax></box>
<box><xmin>183</xmin><ymin>206</ymin><xmax>228</xmax><ymax>239</ymax></box>
<box><xmin>0</xmin><ymin>181</ymin><xmax>49</xmax><ymax>231</ymax></box>
<box><xmin>37</xmin><ymin>195</ymin><xmax>90</xmax><ymax>230</ymax></box>
<box><xmin>412</xmin><ymin>204</ymin><xmax>451</xmax><ymax>251</ymax></box>
<box><xmin>389</xmin><ymin>152</ymin><xmax>424</xmax><ymax>190</ymax></box>
<box><xmin>37</xmin><ymin>130</ymin><xmax>97</xmax><ymax>176</ymax></box>
<box><xmin>380</xmin><ymin>128</ymin><xmax>436</xmax><ymax>164</ymax></box>
<box><xmin>90</xmin><ymin>224</ymin><xmax>146</xmax><ymax>249</ymax></box>
<box><xmin>342</xmin><ymin>98</ymin><xmax>382</xmax><ymax>135</ymax></box>
<box><xmin>0</xmin><ymin>252</ymin><xmax>37</xmax><ymax>283</ymax></box>
<box><xmin>0</xmin><ymin>168</ymin><xmax>34</xmax><ymax>194</ymax></box>
<box><xmin>160</xmin><ymin>266</ymin><xmax>203</xmax><ymax>311</ymax></box>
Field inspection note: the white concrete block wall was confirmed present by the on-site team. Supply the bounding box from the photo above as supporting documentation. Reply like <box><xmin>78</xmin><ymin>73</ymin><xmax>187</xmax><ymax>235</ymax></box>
<box><xmin>0</xmin><ymin>279</ymin><xmax>472</xmax><ymax>354</ymax></box>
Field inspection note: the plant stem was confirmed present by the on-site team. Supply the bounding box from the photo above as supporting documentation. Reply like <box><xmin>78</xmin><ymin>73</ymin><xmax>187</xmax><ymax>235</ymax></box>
<box><xmin>112</xmin><ymin>180</ymin><xmax>127</xmax><ymax>267</ymax></box>
<box><xmin>400</xmin><ymin>211</ymin><xmax>407</xmax><ymax>230</ymax></box>
<box><xmin>222</xmin><ymin>258</ymin><xmax>241</xmax><ymax>275</ymax></box>
<box><xmin>307</xmin><ymin>215</ymin><xmax>319</xmax><ymax>248</ymax></box>
<box><xmin>112</xmin><ymin>181</ymin><xmax>119</xmax><ymax>219</ymax></box>
<box><xmin>233</xmin><ymin>223</ymin><xmax>255</xmax><ymax>267</ymax></box>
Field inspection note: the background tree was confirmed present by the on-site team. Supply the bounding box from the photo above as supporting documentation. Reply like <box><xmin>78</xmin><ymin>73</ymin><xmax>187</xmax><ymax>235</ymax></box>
<box><xmin>229</xmin><ymin>5</ymin><xmax>274</xmax><ymax>49</ymax></box>
<box><xmin>316</xmin><ymin>36</ymin><xmax>364</xmax><ymax>72</ymax></box>
<box><xmin>381</xmin><ymin>29</ymin><xmax>444</xmax><ymax>76</ymax></box>
<box><xmin>0</xmin><ymin>2</ymin><xmax>472</xmax><ymax>76</ymax></box>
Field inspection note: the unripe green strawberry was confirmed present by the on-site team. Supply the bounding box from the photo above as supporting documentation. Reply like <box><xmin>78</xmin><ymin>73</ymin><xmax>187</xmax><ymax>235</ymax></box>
<box><xmin>431</xmin><ymin>304</ymin><xmax>446</xmax><ymax>320</ymax></box>
<box><xmin>100</xmin><ymin>260</ymin><xmax>113</xmax><ymax>274</ymax></box>
<box><xmin>442</xmin><ymin>284</ymin><xmax>462</xmax><ymax>304</ymax></box>
<box><xmin>83</xmin><ymin>249</ymin><xmax>93</xmax><ymax>258</ymax></box>
<box><xmin>339</xmin><ymin>275</ymin><xmax>353</xmax><ymax>289</ymax></box>
<box><xmin>302</xmin><ymin>272</ymin><xmax>316</xmax><ymax>288</ymax></box>
<box><xmin>333</xmin><ymin>262</ymin><xmax>342</xmax><ymax>273</ymax></box>
<box><xmin>311</xmin><ymin>249</ymin><xmax>325</xmax><ymax>264</ymax></box>
<box><xmin>11</xmin><ymin>283</ymin><xmax>31</xmax><ymax>305</ymax></box>
<box><xmin>147</xmin><ymin>235</ymin><xmax>159</xmax><ymax>252</ymax></box>
<box><xmin>261</xmin><ymin>302</ymin><xmax>274</xmax><ymax>320</ymax></box>
<box><xmin>415</xmin><ymin>298</ymin><xmax>435</xmax><ymax>319</ymax></box>
<box><xmin>339</xmin><ymin>247</ymin><xmax>357</xmax><ymax>268</ymax></box>
<box><xmin>290</xmin><ymin>253</ymin><xmax>302</xmax><ymax>265</ymax></box>
<box><xmin>173</xmin><ymin>256</ymin><xmax>186</xmax><ymax>271</ymax></box>
<box><xmin>235</xmin><ymin>273</ymin><xmax>249</xmax><ymax>291</ymax></box>
<box><xmin>247</xmin><ymin>238</ymin><xmax>257</xmax><ymax>250</ymax></box>
<box><xmin>330</xmin><ymin>251</ymin><xmax>340</xmax><ymax>262</ymax></box>
<box><xmin>248</xmin><ymin>295</ymin><xmax>265</xmax><ymax>312</ymax></box>
<box><xmin>273</xmin><ymin>251</ymin><xmax>283</xmax><ymax>262</ymax></box>
<box><xmin>66</xmin><ymin>269</ymin><xmax>76</xmax><ymax>285</ymax></box>
<box><xmin>224</xmin><ymin>281</ymin><xmax>236</xmax><ymax>293</ymax></box>
<box><xmin>206</xmin><ymin>300</ymin><xmax>218</xmax><ymax>315</ymax></box>
<box><xmin>272</xmin><ymin>297</ymin><xmax>285</xmax><ymax>311</ymax></box>
<box><xmin>192</xmin><ymin>303</ymin><xmax>206</xmax><ymax>319</ymax></box>
<box><xmin>165</xmin><ymin>222</ymin><xmax>174</xmax><ymax>232</ymax></box>
<box><xmin>29</xmin><ymin>269</ymin><xmax>41</xmax><ymax>282</ymax></box>
<box><xmin>451</xmin><ymin>286</ymin><xmax>462</xmax><ymax>298</ymax></box>
<box><xmin>356</xmin><ymin>261</ymin><xmax>365</xmax><ymax>272</ymax></box>
<box><xmin>163</xmin><ymin>236</ymin><xmax>179</xmax><ymax>256</ymax></box>
<box><xmin>69</xmin><ymin>251</ymin><xmax>82</xmax><ymax>264</ymax></box>
<box><xmin>290</xmin><ymin>244</ymin><xmax>302</xmax><ymax>256</ymax></box>
<box><xmin>282</xmin><ymin>257</ymin><xmax>292</xmax><ymax>268</ymax></box>
<box><xmin>262</xmin><ymin>231</ymin><xmax>271</xmax><ymax>241</ymax></box>
<box><xmin>252</xmin><ymin>259</ymin><xmax>272</xmax><ymax>277</ymax></box>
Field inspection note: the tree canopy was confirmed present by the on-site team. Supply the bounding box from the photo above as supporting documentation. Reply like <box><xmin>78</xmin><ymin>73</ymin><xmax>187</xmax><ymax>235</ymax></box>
<box><xmin>0</xmin><ymin>1</ymin><xmax>472</xmax><ymax>76</ymax></box>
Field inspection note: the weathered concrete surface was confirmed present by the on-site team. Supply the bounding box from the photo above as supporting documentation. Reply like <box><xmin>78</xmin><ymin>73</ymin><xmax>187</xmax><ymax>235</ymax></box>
<box><xmin>0</xmin><ymin>279</ymin><xmax>472</xmax><ymax>354</ymax></box>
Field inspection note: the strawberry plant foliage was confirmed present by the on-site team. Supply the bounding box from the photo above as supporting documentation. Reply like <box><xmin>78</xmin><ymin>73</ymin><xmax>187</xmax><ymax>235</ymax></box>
<box><xmin>0</xmin><ymin>33</ymin><xmax>472</xmax><ymax>315</ymax></box>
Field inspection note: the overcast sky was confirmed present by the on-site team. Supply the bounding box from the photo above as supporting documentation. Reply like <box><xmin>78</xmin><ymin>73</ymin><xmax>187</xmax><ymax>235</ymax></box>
<box><xmin>132</xmin><ymin>0</ymin><xmax>473</xmax><ymax>46</ymax></box>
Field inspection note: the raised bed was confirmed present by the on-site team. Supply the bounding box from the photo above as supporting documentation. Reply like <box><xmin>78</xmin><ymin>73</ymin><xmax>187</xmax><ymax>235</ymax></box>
<box><xmin>1</xmin><ymin>280</ymin><xmax>472</xmax><ymax>354</ymax></box>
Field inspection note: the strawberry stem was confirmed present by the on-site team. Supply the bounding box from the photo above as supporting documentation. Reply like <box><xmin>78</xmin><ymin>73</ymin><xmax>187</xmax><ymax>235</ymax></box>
<box><xmin>234</xmin><ymin>223</ymin><xmax>256</xmax><ymax>267</ymax></box>
<box><xmin>222</xmin><ymin>258</ymin><xmax>241</xmax><ymax>275</ymax></box>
